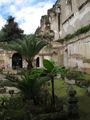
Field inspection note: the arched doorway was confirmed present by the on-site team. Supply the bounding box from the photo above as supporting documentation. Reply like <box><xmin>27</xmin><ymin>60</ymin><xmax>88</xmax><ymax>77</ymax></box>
<box><xmin>12</xmin><ymin>53</ymin><xmax>22</xmax><ymax>69</ymax></box>
<box><xmin>36</xmin><ymin>57</ymin><xmax>40</xmax><ymax>67</ymax></box>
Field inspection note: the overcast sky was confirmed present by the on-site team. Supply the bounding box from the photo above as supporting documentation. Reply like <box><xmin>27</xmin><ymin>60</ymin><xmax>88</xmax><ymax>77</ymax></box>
<box><xmin>0</xmin><ymin>0</ymin><xmax>56</xmax><ymax>34</ymax></box>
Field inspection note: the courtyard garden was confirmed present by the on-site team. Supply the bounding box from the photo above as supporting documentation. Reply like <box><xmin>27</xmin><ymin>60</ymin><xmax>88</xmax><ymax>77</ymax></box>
<box><xmin>0</xmin><ymin>16</ymin><xmax>90</xmax><ymax>120</ymax></box>
<box><xmin>49</xmin><ymin>79</ymin><xmax>90</xmax><ymax>120</ymax></box>
<box><xmin>0</xmin><ymin>62</ymin><xmax>90</xmax><ymax>120</ymax></box>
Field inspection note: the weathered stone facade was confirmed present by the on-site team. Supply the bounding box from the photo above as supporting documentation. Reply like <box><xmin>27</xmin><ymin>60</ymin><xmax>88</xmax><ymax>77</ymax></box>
<box><xmin>0</xmin><ymin>48</ymin><xmax>41</xmax><ymax>71</ymax></box>
<box><xmin>0</xmin><ymin>49</ymin><xmax>27</xmax><ymax>71</ymax></box>
<box><xmin>39</xmin><ymin>0</ymin><xmax>90</xmax><ymax>73</ymax></box>
<box><xmin>0</xmin><ymin>0</ymin><xmax>90</xmax><ymax>73</ymax></box>
<box><xmin>64</xmin><ymin>31</ymin><xmax>90</xmax><ymax>73</ymax></box>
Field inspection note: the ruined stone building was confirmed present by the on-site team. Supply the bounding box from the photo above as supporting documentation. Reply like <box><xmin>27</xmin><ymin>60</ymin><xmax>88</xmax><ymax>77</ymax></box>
<box><xmin>38</xmin><ymin>0</ymin><xmax>90</xmax><ymax>73</ymax></box>
<box><xmin>0</xmin><ymin>0</ymin><xmax>90</xmax><ymax>73</ymax></box>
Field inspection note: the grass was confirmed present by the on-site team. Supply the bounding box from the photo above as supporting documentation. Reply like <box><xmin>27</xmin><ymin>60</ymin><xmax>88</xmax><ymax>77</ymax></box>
<box><xmin>83</xmin><ymin>73</ymin><xmax>90</xmax><ymax>81</ymax></box>
<box><xmin>48</xmin><ymin>79</ymin><xmax>90</xmax><ymax>120</ymax></box>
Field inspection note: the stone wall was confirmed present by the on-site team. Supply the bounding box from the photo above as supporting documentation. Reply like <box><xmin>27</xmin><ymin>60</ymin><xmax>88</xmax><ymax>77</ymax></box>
<box><xmin>31</xmin><ymin>0</ymin><xmax>90</xmax><ymax>73</ymax></box>
<box><xmin>63</xmin><ymin>31</ymin><xmax>90</xmax><ymax>73</ymax></box>
<box><xmin>60</xmin><ymin>0</ymin><xmax>90</xmax><ymax>38</ymax></box>
<box><xmin>45</xmin><ymin>0</ymin><xmax>90</xmax><ymax>73</ymax></box>
<box><xmin>0</xmin><ymin>49</ymin><xmax>28</xmax><ymax>71</ymax></box>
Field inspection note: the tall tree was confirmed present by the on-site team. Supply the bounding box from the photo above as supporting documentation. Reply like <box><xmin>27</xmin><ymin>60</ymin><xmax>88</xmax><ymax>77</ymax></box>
<box><xmin>0</xmin><ymin>16</ymin><xmax>24</xmax><ymax>42</ymax></box>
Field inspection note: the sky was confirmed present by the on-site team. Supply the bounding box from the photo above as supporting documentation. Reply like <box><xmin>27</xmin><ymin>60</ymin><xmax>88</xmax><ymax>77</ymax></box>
<box><xmin>0</xmin><ymin>0</ymin><xmax>56</xmax><ymax>34</ymax></box>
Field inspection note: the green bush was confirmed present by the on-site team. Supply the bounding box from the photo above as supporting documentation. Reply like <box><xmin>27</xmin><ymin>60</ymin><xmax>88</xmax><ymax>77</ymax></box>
<box><xmin>4</xmin><ymin>109</ymin><xmax>28</xmax><ymax>120</ymax></box>
<box><xmin>64</xmin><ymin>34</ymin><xmax>75</xmax><ymax>41</ymax></box>
<box><xmin>66</xmin><ymin>70</ymin><xmax>84</xmax><ymax>81</ymax></box>
<box><xmin>0</xmin><ymin>96</ymin><xmax>31</xmax><ymax>120</ymax></box>
<box><xmin>66</xmin><ymin>70</ymin><xmax>90</xmax><ymax>87</ymax></box>
<box><xmin>76</xmin><ymin>80</ymin><xmax>90</xmax><ymax>87</ymax></box>
<box><xmin>33</xmin><ymin>112</ymin><xmax>67</xmax><ymax>120</ymax></box>
<box><xmin>75</xmin><ymin>24</ymin><xmax>90</xmax><ymax>36</ymax></box>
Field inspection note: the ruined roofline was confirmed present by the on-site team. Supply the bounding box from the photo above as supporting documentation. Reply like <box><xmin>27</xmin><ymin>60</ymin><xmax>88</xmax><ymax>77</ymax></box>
<box><xmin>53</xmin><ymin>0</ymin><xmax>61</xmax><ymax>8</ymax></box>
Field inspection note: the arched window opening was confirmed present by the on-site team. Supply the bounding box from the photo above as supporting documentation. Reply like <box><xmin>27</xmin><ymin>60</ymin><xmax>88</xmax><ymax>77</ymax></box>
<box><xmin>12</xmin><ymin>53</ymin><xmax>22</xmax><ymax>69</ymax></box>
<box><xmin>36</xmin><ymin>57</ymin><xmax>40</xmax><ymax>67</ymax></box>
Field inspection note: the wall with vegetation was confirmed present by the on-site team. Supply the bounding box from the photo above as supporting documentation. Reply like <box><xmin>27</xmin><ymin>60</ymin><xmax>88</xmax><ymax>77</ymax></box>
<box><xmin>60</xmin><ymin>0</ymin><xmax>90</xmax><ymax>38</ymax></box>
<box><xmin>63</xmin><ymin>31</ymin><xmax>90</xmax><ymax>73</ymax></box>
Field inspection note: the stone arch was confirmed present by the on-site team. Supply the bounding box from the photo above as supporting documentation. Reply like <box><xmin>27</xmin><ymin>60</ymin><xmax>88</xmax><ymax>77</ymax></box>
<box><xmin>12</xmin><ymin>53</ymin><xmax>22</xmax><ymax>69</ymax></box>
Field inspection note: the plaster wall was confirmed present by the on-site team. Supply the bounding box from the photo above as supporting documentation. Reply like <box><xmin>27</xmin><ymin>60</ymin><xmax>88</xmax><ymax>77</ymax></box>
<box><xmin>64</xmin><ymin>31</ymin><xmax>90</xmax><ymax>73</ymax></box>
<box><xmin>0</xmin><ymin>50</ymin><xmax>27</xmax><ymax>70</ymax></box>
<box><xmin>60</xmin><ymin>0</ymin><xmax>90</xmax><ymax>37</ymax></box>
<box><xmin>50</xmin><ymin>14</ymin><xmax>60</xmax><ymax>40</ymax></box>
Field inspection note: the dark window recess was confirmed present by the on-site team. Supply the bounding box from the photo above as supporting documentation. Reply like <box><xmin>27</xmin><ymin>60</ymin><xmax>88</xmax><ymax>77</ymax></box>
<box><xmin>78</xmin><ymin>0</ymin><xmax>89</xmax><ymax>10</ymax></box>
<box><xmin>62</xmin><ymin>14</ymin><xmax>74</xmax><ymax>25</ymax></box>
<box><xmin>69</xmin><ymin>0</ymin><xmax>72</xmax><ymax>11</ymax></box>
<box><xmin>66</xmin><ymin>0</ymin><xmax>73</xmax><ymax>11</ymax></box>
<box><xmin>71</xmin><ymin>0</ymin><xmax>72</xmax><ymax>11</ymax></box>
<box><xmin>36</xmin><ymin>57</ymin><xmax>40</xmax><ymax>67</ymax></box>
<box><xmin>58</xmin><ymin>13</ymin><xmax>60</xmax><ymax>31</ymax></box>
<box><xmin>12</xmin><ymin>53</ymin><xmax>22</xmax><ymax>69</ymax></box>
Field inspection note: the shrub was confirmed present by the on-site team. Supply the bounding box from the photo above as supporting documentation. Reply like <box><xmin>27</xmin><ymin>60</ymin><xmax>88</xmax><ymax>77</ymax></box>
<box><xmin>33</xmin><ymin>112</ymin><xmax>67</xmax><ymax>120</ymax></box>
<box><xmin>75</xmin><ymin>24</ymin><xmax>90</xmax><ymax>36</ymax></box>
<box><xmin>76</xmin><ymin>80</ymin><xmax>90</xmax><ymax>87</ymax></box>
<box><xmin>0</xmin><ymin>96</ymin><xmax>29</xmax><ymax>120</ymax></box>
<box><xmin>66</xmin><ymin>70</ymin><xmax>90</xmax><ymax>87</ymax></box>
<box><xmin>3</xmin><ymin>109</ymin><xmax>30</xmax><ymax>120</ymax></box>
<box><xmin>64</xmin><ymin>34</ymin><xmax>75</xmax><ymax>41</ymax></box>
<box><xmin>66</xmin><ymin>70</ymin><xmax>84</xmax><ymax>81</ymax></box>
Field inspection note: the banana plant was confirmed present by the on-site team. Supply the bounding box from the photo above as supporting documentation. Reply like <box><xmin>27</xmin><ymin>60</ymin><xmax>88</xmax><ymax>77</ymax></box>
<box><xmin>43</xmin><ymin>59</ymin><xmax>58</xmax><ymax>110</ymax></box>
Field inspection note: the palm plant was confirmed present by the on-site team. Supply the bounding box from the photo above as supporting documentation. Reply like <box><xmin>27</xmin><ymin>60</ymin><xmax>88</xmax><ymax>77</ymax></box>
<box><xmin>6</xmin><ymin>68</ymin><xmax>50</xmax><ymax>105</ymax></box>
<box><xmin>0</xmin><ymin>34</ymin><xmax>47</xmax><ymax>70</ymax></box>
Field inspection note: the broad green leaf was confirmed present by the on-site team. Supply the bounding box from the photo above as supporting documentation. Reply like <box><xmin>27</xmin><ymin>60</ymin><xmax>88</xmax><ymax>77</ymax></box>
<box><xmin>43</xmin><ymin>59</ymin><xmax>54</xmax><ymax>72</ymax></box>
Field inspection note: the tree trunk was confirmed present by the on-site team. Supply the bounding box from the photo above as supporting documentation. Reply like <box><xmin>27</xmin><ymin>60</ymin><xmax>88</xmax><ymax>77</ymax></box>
<box><xmin>27</xmin><ymin>61</ymin><xmax>33</xmax><ymax>71</ymax></box>
<box><xmin>51</xmin><ymin>77</ymin><xmax>55</xmax><ymax>111</ymax></box>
